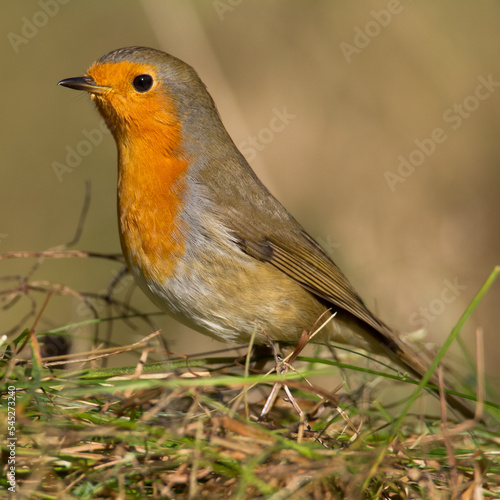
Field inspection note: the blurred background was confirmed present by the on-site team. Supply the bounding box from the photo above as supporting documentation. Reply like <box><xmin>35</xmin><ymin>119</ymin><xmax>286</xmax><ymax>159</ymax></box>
<box><xmin>1</xmin><ymin>2</ymin><xmax>499</xmax><ymax>393</ymax></box>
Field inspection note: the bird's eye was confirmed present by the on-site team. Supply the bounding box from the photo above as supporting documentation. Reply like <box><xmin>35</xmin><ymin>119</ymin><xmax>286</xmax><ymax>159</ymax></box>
<box><xmin>132</xmin><ymin>74</ymin><xmax>154</xmax><ymax>93</ymax></box>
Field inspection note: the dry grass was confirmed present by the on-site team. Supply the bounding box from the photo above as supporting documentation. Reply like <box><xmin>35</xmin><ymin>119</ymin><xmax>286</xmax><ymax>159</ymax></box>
<box><xmin>1</xmin><ymin>250</ymin><xmax>499</xmax><ymax>499</ymax></box>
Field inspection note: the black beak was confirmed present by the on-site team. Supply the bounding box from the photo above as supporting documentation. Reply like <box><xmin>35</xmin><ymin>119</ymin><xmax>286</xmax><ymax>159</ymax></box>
<box><xmin>58</xmin><ymin>76</ymin><xmax>110</xmax><ymax>94</ymax></box>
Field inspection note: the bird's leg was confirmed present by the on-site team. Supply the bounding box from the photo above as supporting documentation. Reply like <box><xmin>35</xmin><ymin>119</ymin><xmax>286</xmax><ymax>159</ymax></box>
<box><xmin>258</xmin><ymin>330</ymin><xmax>312</xmax><ymax>427</ymax></box>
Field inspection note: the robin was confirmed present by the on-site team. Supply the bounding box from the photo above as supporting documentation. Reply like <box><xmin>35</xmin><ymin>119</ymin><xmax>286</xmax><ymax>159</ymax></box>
<box><xmin>59</xmin><ymin>46</ymin><xmax>475</xmax><ymax>419</ymax></box>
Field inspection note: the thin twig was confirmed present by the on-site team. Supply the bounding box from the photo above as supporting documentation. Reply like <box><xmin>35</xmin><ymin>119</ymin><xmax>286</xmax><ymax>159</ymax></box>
<box><xmin>66</xmin><ymin>180</ymin><xmax>92</xmax><ymax>247</ymax></box>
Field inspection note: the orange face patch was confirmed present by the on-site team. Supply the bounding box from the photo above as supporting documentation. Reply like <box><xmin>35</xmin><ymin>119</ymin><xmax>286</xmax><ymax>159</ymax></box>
<box><xmin>87</xmin><ymin>61</ymin><xmax>180</xmax><ymax>147</ymax></box>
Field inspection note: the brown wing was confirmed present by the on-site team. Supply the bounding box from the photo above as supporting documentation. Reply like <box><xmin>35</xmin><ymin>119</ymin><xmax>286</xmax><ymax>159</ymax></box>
<box><xmin>235</xmin><ymin>224</ymin><xmax>394</xmax><ymax>342</ymax></box>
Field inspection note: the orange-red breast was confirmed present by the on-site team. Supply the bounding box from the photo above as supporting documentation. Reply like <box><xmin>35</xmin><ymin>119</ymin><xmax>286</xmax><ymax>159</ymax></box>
<box><xmin>59</xmin><ymin>46</ymin><xmax>475</xmax><ymax>419</ymax></box>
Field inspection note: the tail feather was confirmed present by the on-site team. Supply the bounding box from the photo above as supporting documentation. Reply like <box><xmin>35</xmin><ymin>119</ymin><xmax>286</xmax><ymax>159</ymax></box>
<box><xmin>380</xmin><ymin>325</ymin><xmax>477</xmax><ymax>421</ymax></box>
